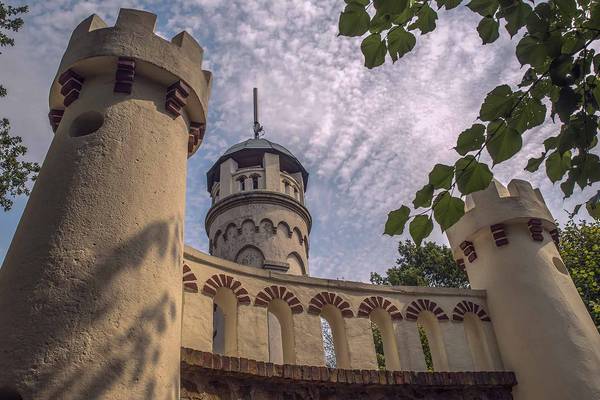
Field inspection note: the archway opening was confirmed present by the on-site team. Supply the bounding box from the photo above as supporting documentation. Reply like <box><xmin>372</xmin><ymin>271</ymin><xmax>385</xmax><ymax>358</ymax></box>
<box><xmin>370</xmin><ymin>308</ymin><xmax>401</xmax><ymax>370</ymax></box>
<box><xmin>267</xmin><ymin>299</ymin><xmax>295</xmax><ymax>364</ymax></box>
<box><xmin>464</xmin><ymin>313</ymin><xmax>493</xmax><ymax>370</ymax></box>
<box><xmin>417</xmin><ymin>311</ymin><xmax>448</xmax><ymax>371</ymax></box>
<box><xmin>320</xmin><ymin>305</ymin><xmax>350</xmax><ymax>369</ymax></box>
<box><xmin>212</xmin><ymin>288</ymin><xmax>238</xmax><ymax>356</ymax></box>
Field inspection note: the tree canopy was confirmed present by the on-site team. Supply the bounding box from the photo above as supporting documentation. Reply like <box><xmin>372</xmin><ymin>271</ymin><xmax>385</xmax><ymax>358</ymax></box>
<box><xmin>338</xmin><ymin>0</ymin><xmax>600</xmax><ymax>244</ymax></box>
<box><xmin>0</xmin><ymin>2</ymin><xmax>38</xmax><ymax>211</ymax></box>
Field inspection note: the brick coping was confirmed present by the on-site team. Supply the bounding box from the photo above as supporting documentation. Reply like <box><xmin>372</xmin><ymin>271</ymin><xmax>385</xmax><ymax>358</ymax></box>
<box><xmin>181</xmin><ymin>348</ymin><xmax>517</xmax><ymax>388</ymax></box>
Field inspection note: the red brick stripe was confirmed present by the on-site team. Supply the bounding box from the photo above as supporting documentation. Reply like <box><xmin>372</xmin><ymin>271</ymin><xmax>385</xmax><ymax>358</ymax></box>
<box><xmin>357</xmin><ymin>296</ymin><xmax>403</xmax><ymax>320</ymax></box>
<box><xmin>452</xmin><ymin>300</ymin><xmax>491</xmax><ymax>322</ymax></box>
<box><xmin>253</xmin><ymin>285</ymin><xmax>304</xmax><ymax>314</ymax></box>
<box><xmin>308</xmin><ymin>291</ymin><xmax>354</xmax><ymax>318</ymax></box>
<box><xmin>405</xmin><ymin>299</ymin><xmax>449</xmax><ymax>321</ymax></box>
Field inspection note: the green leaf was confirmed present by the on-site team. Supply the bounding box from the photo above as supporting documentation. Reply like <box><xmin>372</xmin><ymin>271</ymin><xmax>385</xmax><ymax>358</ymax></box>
<box><xmin>413</xmin><ymin>184</ymin><xmax>434</xmax><ymax>208</ymax></box>
<box><xmin>525</xmin><ymin>153</ymin><xmax>546</xmax><ymax>172</ymax></box>
<box><xmin>561</xmin><ymin>32</ymin><xmax>585</xmax><ymax>54</ymax></box>
<box><xmin>561</xmin><ymin>174</ymin><xmax>575</xmax><ymax>197</ymax></box>
<box><xmin>545</xmin><ymin>150</ymin><xmax>571</xmax><ymax>182</ymax></box>
<box><xmin>369</xmin><ymin>11</ymin><xmax>393</xmax><ymax>33</ymax></box>
<box><xmin>411</xmin><ymin>3</ymin><xmax>438</xmax><ymax>35</ymax></box>
<box><xmin>409</xmin><ymin>215</ymin><xmax>434</xmax><ymax>246</ymax></box>
<box><xmin>516</xmin><ymin>36</ymin><xmax>547</xmax><ymax>69</ymax></box>
<box><xmin>550</xmin><ymin>55</ymin><xmax>575</xmax><ymax>87</ymax></box>
<box><xmin>384</xmin><ymin>205</ymin><xmax>411</xmax><ymax>235</ymax></box>
<box><xmin>477</xmin><ymin>17</ymin><xmax>499</xmax><ymax>44</ymax></box>
<box><xmin>555</xmin><ymin>87</ymin><xmax>579</xmax><ymax>123</ymax></box>
<box><xmin>437</xmin><ymin>0</ymin><xmax>462</xmax><ymax>9</ymax></box>
<box><xmin>455</xmin><ymin>156</ymin><xmax>493</xmax><ymax>195</ymax></box>
<box><xmin>339</xmin><ymin>4</ymin><xmax>370</xmax><ymax>37</ymax></box>
<box><xmin>387</xmin><ymin>27</ymin><xmax>416</xmax><ymax>62</ymax></box>
<box><xmin>555</xmin><ymin>0</ymin><xmax>577</xmax><ymax>17</ymax></box>
<box><xmin>508</xmin><ymin>95</ymin><xmax>547</xmax><ymax>133</ymax></box>
<box><xmin>374</xmin><ymin>0</ymin><xmax>409</xmax><ymax>14</ymax></box>
<box><xmin>544</xmin><ymin>136</ymin><xmax>558</xmax><ymax>151</ymax></box>
<box><xmin>433</xmin><ymin>191</ymin><xmax>465</xmax><ymax>231</ymax></box>
<box><xmin>429</xmin><ymin>164</ymin><xmax>455</xmax><ymax>190</ymax></box>
<box><xmin>467</xmin><ymin>0</ymin><xmax>499</xmax><ymax>16</ymax></box>
<box><xmin>479</xmin><ymin>85</ymin><xmax>516</xmax><ymax>121</ymax></box>
<box><xmin>503</xmin><ymin>1</ymin><xmax>532</xmax><ymax>37</ymax></box>
<box><xmin>486</xmin><ymin>119</ymin><xmax>522</xmax><ymax>165</ymax></box>
<box><xmin>593</xmin><ymin>84</ymin><xmax>600</xmax><ymax>107</ymax></box>
<box><xmin>586</xmin><ymin>191</ymin><xmax>600</xmax><ymax>219</ymax></box>
<box><xmin>361</xmin><ymin>33</ymin><xmax>388</xmax><ymax>69</ymax></box>
<box><xmin>455</xmin><ymin>124</ymin><xmax>485</xmax><ymax>155</ymax></box>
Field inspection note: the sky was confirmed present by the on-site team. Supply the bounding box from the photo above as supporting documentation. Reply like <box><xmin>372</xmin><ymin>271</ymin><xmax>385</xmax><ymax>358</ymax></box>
<box><xmin>0</xmin><ymin>0</ymin><xmax>595</xmax><ymax>282</ymax></box>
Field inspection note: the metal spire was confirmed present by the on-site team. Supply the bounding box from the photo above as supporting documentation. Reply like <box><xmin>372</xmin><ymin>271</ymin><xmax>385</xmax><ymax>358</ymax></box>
<box><xmin>253</xmin><ymin>87</ymin><xmax>264</xmax><ymax>139</ymax></box>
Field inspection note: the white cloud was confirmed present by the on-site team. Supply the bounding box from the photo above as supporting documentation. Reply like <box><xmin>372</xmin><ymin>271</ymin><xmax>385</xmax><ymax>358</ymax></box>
<box><xmin>1</xmin><ymin>0</ymin><xmax>593</xmax><ymax>282</ymax></box>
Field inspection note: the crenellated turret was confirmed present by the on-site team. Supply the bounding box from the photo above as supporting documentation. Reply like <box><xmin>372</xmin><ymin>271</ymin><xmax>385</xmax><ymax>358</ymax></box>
<box><xmin>446</xmin><ymin>179</ymin><xmax>600</xmax><ymax>400</ymax></box>
<box><xmin>0</xmin><ymin>9</ymin><xmax>211</xmax><ymax>399</ymax></box>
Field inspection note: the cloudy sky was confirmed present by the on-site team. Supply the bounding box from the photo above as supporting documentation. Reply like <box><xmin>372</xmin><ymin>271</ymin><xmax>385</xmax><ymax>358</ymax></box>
<box><xmin>0</xmin><ymin>0</ymin><xmax>594</xmax><ymax>282</ymax></box>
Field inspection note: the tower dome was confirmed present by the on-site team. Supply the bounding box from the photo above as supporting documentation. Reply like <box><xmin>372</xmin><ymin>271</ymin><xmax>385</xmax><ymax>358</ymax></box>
<box><xmin>205</xmin><ymin>137</ymin><xmax>311</xmax><ymax>275</ymax></box>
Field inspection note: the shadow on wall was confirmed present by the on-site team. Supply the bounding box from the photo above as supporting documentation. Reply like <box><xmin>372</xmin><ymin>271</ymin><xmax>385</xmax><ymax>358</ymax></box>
<box><xmin>4</xmin><ymin>219</ymin><xmax>183</xmax><ymax>399</ymax></box>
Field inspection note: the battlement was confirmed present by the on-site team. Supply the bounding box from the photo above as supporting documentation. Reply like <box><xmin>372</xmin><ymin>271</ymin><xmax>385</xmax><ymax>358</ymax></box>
<box><xmin>49</xmin><ymin>8</ymin><xmax>212</xmax><ymax>140</ymax></box>
<box><xmin>446</xmin><ymin>179</ymin><xmax>555</xmax><ymax>251</ymax></box>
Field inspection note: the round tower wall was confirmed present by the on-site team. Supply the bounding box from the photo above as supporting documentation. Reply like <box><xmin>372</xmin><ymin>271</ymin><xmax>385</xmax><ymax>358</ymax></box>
<box><xmin>0</xmin><ymin>9</ymin><xmax>211</xmax><ymax>400</ymax></box>
<box><xmin>446</xmin><ymin>179</ymin><xmax>600</xmax><ymax>400</ymax></box>
<box><xmin>207</xmin><ymin>193</ymin><xmax>310</xmax><ymax>275</ymax></box>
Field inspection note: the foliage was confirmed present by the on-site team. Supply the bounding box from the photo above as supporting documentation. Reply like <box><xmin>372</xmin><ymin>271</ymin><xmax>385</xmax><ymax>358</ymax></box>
<box><xmin>559</xmin><ymin>218</ymin><xmax>600</xmax><ymax>330</ymax></box>
<box><xmin>0</xmin><ymin>2</ymin><xmax>38</xmax><ymax>211</ymax></box>
<box><xmin>371</xmin><ymin>322</ymin><xmax>386</xmax><ymax>369</ymax></box>
<box><xmin>320</xmin><ymin>317</ymin><xmax>337</xmax><ymax>368</ymax></box>
<box><xmin>370</xmin><ymin>240</ymin><xmax>469</xmax><ymax>288</ymax></box>
<box><xmin>417</xmin><ymin>324</ymin><xmax>434</xmax><ymax>371</ymax></box>
<box><xmin>338</xmin><ymin>0</ymin><xmax>600</xmax><ymax>243</ymax></box>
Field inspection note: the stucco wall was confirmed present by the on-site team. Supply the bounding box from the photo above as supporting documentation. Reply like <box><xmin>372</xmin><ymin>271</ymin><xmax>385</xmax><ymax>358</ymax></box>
<box><xmin>181</xmin><ymin>247</ymin><xmax>504</xmax><ymax>372</ymax></box>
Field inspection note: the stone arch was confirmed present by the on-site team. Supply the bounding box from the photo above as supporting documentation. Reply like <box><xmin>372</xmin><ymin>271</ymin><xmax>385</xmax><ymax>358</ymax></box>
<box><xmin>405</xmin><ymin>299</ymin><xmax>449</xmax><ymax>321</ymax></box>
<box><xmin>241</xmin><ymin>218</ymin><xmax>257</xmax><ymax>234</ymax></box>
<box><xmin>212</xmin><ymin>229</ymin><xmax>222</xmax><ymax>249</ymax></box>
<box><xmin>201</xmin><ymin>274</ymin><xmax>250</xmax><ymax>305</ymax></box>
<box><xmin>254</xmin><ymin>285</ymin><xmax>304</xmax><ymax>314</ymax></box>
<box><xmin>277</xmin><ymin>221</ymin><xmax>292</xmax><ymax>238</ymax></box>
<box><xmin>260</xmin><ymin>218</ymin><xmax>275</xmax><ymax>234</ymax></box>
<box><xmin>452</xmin><ymin>300</ymin><xmax>491</xmax><ymax>322</ymax></box>
<box><xmin>357</xmin><ymin>296</ymin><xmax>403</xmax><ymax>320</ymax></box>
<box><xmin>303</xmin><ymin>235</ymin><xmax>309</xmax><ymax>256</ymax></box>
<box><xmin>293</xmin><ymin>227</ymin><xmax>303</xmax><ymax>244</ymax></box>
<box><xmin>223</xmin><ymin>223</ymin><xmax>237</xmax><ymax>241</ymax></box>
<box><xmin>286</xmin><ymin>252</ymin><xmax>306</xmax><ymax>275</ymax></box>
<box><xmin>308</xmin><ymin>292</ymin><xmax>353</xmax><ymax>318</ymax></box>
<box><xmin>182</xmin><ymin>264</ymin><xmax>198</xmax><ymax>293</ymax></box>
<box><xmin>235</xmin><ymin>245</ymin><xmax>265</xmax><ymax>268</ymax></box>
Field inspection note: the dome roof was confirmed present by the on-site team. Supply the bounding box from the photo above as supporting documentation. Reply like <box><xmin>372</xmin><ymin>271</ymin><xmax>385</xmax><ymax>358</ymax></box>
<box><xmin>206</xmin><ymin>138</ymin><xmax>309</xmax><ymax>192</ymax></box>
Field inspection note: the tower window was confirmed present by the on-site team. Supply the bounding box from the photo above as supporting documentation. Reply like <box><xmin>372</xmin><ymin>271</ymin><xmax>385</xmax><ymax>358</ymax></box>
<box><xmin>252</xmin><ymin>175</ymin><xmax>259</xmax><ymax>190</ymax></box>
<box><xmin>284</xmin><ymin>181</ymin><xmax>290</xmax><ymax>194</ymax></box>
<box><xmin>293</xmin><ymin>187</ymin><xmax>299</xmax><ymax>199</ymax></box>
<box><xmin>238</xmin><ymin>176</ymin><xmax>246</xmax><ymax>191</ymax></box>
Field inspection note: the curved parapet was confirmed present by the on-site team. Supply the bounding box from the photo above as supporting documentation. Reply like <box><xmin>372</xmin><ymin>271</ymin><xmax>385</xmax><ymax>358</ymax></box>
<box><xmin>446</xmin><ymin>179</ymin><xmax>555</xmax><ymax>255</ymax></box>
<box><xmin>48</xmin><ymin>9</ymin><xmax>212</xmax><ymax>155</ymax></box>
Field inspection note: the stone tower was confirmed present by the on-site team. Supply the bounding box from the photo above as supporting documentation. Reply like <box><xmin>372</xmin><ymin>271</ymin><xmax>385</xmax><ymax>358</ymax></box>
<box><xmin>205</xmin><ymin>138</ymin><xmax>311</xmax><ymax>275</ymax></box>
<box><xmin>446</xmin><ymin>179</ymin><xmax>600</xmax><ymax>400</ymax></box>
<box><xmin>0</xmin><ymin>9</ymin><xmax>211</xmax><ymax>400</ymax></box>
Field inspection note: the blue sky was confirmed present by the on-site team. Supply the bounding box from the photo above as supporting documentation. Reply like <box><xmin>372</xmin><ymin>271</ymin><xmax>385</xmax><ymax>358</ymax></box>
<box><xmin>0</xmin><ymin>0</ymin><xmax>595</xmax><ymax>282</ymax></box>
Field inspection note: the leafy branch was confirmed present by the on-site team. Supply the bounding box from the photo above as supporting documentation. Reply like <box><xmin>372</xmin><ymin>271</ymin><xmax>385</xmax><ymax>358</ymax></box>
<box><xmin>338</xmin><ymin>0</ymin><xmax>600</xmax><ymax>244</ymax></box>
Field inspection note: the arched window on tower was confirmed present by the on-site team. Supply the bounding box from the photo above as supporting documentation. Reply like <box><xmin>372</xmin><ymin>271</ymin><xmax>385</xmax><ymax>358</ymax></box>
<box><xmin>283</xmin><ymin>180</ymin><xmax>290</xmax><ymax>195</ymax></box>
<box><xmin>252</xmin><ymin>175</ymin><xmax>259</xmax><ymax>190</ymax></box>
<box><xmin>238</xmin><ymin>176</ymin><xmax>246</xmax><ymax>192</ymax></box>
<box><xmin>293</xmin><ymin>187</ymin><xmax>299</xmax><ymax>200</ymax></box>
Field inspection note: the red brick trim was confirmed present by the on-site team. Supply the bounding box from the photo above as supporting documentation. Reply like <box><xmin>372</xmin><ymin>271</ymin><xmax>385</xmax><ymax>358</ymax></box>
<box><xmin>308</xmin><ymin>292</ymin><xmax>354</xmax><ymax>318</ymax></box>
<box><xmin>188</xmin><ymin>121</ymin><xmax>205</xmax><ymax>155</ymax></box>
<box><xmin>182</xmin><ymin>349</ymin><xmax>517</xmax><ymax>387</ymax></box>
<box><xmin>549</xmin><ymin>228</ymin><xmax>559</xmax><ymax>247</ymax></box>
<box><xmin>202</xmin><ymin>274</ymin><xmax>250</xmax><ymax>305</ymax></box>
<box><xmin>452</xmin><ymin>300</ymin><xmax>491</xmax><ymax>322</ymax></box>
<box><xmin>58</xmin><ymin>69</ymin><xmax>84</xmax><ymax>107</ymax></box>
<box><xmin>405</xmin><ymin>299</ymin><xmax>449</xmax><ymax>321</ymax></box>
<box><xmin>183</xmin><ymin>264</ymin><xmax>198</xmax><ymax>293</ymax></box>
<box><xmin>490</xmin><ymin>224</ymin><xmax>508</xmax><ymax>247</ymax></box>
<box><xmin>357</xmin><ymin>296</ymin><xmax>402</xmax><ymax>320</ymax></box>
<box><xmin>48</xmin><ymin>109</ymin><xmax>64</xmax><ymax>133</ymax></box>
<box><xmin>114</xmin><ymin>57</ymin><xmax>135</xmax><ymax>94</ymax></box>
<box><xmin>459</xmin><ymin>240</ymin><xmax>477</xmax><ymax>263</ymax></box>
<box><xmin>254</xmin><ymin>285</ymin><xmax>304</xmax><ymax>314</ymax></box>
<box><xmin>528</xmin><ymin>218</ymin><xmax>544</xmax><ymax>241</ymax></box>
<box><xmin>165</xmin><ymin>80</ymin><xmax>190</xmax><ymax>117</ymax></box>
